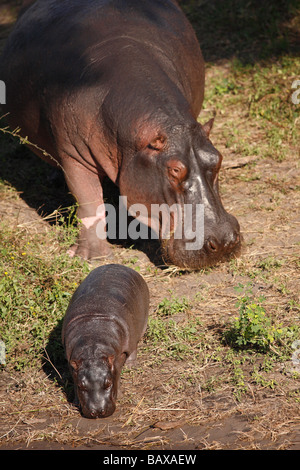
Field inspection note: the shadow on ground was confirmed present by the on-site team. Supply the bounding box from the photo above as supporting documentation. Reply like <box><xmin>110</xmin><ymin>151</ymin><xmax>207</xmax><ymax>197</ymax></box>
<box><xmin>180</xmin><ymin>0</ymin><xmax>300</xmax><ymax>63</ymax></box>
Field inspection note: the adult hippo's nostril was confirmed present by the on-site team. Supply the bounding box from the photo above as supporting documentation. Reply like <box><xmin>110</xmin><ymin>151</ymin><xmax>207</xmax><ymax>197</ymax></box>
<box><xmin>205</xmin><ymin>230</ymin><xmax>240</xmax><ymax>254</ymax></box>
<box><xmin>206</xmin><ymin>237</ymin><xmax>219</xmax><ymax>252</ymax></box>
<box><xmin>225</xmin><ymin>231</ymin><xmax>240</xmax><ymax>248</ymax></box>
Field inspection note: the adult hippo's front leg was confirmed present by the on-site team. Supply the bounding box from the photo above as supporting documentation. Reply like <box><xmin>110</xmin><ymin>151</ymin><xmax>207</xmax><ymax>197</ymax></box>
<box><xmin>61</xmin><ymin>156</ymin><xmax>111</xmax><ymax>260</ymax></box>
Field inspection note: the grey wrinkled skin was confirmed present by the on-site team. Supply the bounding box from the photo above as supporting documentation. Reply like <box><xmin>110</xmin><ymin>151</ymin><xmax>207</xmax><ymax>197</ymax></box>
<box><xmin>1</xmin><ymin>0</ymin><xmax>241</xmax><ymax>268</ymax></box>
<box><xmin>61</xmin><ymin>264</ymin><xmax>149</xmax><ymax>418</ymax></box>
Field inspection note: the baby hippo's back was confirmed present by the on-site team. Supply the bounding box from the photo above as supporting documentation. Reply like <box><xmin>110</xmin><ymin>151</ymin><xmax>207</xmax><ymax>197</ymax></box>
<box><xmin>62</xmin><ymin>264</ymin><xmax>149</xmax><ymax>358</ymax></box>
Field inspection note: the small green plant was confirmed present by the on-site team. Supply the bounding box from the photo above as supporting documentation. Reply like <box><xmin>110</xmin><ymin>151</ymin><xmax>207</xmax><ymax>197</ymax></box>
<box><xmin>214</xmin><ymin>78</ymin><xmax>238</xmax><ymax>96</ymax></box>
<box><xmin>223</xmin><ymin>284</ymin><xmax>284</xmax><ymax>353</ymax></box>
<box><xmin>155</xmin><ymin>295</ymin><xmax>190</xmax><ymax>317</ymax></box>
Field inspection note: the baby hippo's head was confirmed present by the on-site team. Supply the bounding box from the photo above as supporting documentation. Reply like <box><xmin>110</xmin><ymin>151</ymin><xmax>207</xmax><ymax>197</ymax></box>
<box><xmin>70</xmin><ymin>355</ymin><xmax>117</xmax><ymax>418</ymax></box>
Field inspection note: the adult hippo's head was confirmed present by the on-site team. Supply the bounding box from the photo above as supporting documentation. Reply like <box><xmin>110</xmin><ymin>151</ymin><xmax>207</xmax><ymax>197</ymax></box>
<box><xmin>119</xmin><ymin>118</ymin><xmax>241</xmax><ymax>269</ymax></box>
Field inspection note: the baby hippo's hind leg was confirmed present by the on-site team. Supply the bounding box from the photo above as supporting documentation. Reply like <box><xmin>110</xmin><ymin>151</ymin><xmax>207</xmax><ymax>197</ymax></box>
<box><xmin>125</xmin><ymin>316</ymin><xmax>148</xmax><ymax>368</ymax></box>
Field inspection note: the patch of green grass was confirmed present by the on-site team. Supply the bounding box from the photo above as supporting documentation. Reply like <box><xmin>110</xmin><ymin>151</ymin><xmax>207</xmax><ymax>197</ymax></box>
<box><xmin>145</xmin><ymin>316</ymin><xmax>203</xmax><ymax>361</ymax></box>
<box><xmin>183</xmin><ymin>0</ymin><xmax>300</xmax><ymax>63</ymax></box>
<box><xmin>145</xmin><ymin>294</ymin><xmax>204</xmax><ymax>361</ymax></box>
<box><xmin>251</xmin><ymin>366</ymin><xmax>278</xmax><ymax>389</ymax></box>
<box><xmin>155</xmin><ymin>295</ymin><xmax>190</xmax><ymax>317</ymax></box>
<box><xmin>0</xmin><ymin>225</ymin><xmax>89</xmax><ymax>370</ymax></box>
<box><xmin>143</xmin><ymin>294</ymin><xmax>204</xmax><ymax>361</ymax></box>
<box><xmin>230</xmin><ymin>356</ymin><xmax>248</xmax><ymax>399</ymax></box>
<box><xmin>256</xmin><ymin>256</ymin><xmax>283</xmax><ymax>271</ymax></box>
<box><xmin>203</xmin><ymin>54</ymin><xmax>300</xmax><ymax>162</ymax></box>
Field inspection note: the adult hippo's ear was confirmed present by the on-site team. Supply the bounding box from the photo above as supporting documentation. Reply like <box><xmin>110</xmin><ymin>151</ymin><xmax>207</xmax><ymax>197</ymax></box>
<box><xmin>148</xmin><ymin>135</ymin><xmax>166</xmax><ymax>151</ymax></box>
<box><xmin>202</xmin><ymin>117</ymin><xmax>214</xmax><ymax>138</ymax></box>
<box><xmin>107</xmin><ymin>355</ymin><xmax>115</xmax><ymax>371</ymax></box>
<box><xmin>135</xmin><ymin>122</ymin><xmax>167</xmax><ymax>152</ymax></box>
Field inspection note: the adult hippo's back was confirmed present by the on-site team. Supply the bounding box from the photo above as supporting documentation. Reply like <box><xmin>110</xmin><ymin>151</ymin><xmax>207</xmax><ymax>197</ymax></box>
<box><xmin>1</xmin><ymin>0</ymin><xmax>241</xmax><ymax>268</ymax></box>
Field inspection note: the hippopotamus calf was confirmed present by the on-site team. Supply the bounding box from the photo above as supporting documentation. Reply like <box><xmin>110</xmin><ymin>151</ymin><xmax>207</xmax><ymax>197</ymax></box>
<box><xmin>1</xmin><ymin>0</ymin><xmax>241</xmax><ymax>269</ymax></box>
<box><xmin>61</xmin><ymin>264</ymin><xmax>149</xmax><ymax>418</ymax></box>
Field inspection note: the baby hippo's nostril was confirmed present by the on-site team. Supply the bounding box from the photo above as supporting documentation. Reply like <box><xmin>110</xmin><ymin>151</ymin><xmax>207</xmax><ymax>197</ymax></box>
<box><xmin>89</xmin><ymin>409</ymin><xmax>98</xmax><ymax>418</ymax></box>
<box><xmin>89</xmin><ymin>408</ymin><xmax>106</xmax><ymax>418</ymax></box>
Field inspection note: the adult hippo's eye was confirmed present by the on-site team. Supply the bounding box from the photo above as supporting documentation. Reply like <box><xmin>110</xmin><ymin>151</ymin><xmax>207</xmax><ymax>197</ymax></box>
<box><xmin>167</xmin><ymin>159</ymin><xmax>188</xmax><ymax>192</ymax></box>
<box><xmin>147</xmin><ymin>135</ymin><xmax>166</xmax><ymax>151</ymax></box>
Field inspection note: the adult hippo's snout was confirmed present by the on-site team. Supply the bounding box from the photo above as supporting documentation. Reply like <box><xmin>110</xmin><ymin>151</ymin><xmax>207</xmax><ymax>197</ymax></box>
<box><xmin>162</xmin><ymin>211</ymin><xmax>241</xmax><ymax>269</ymax></box>
<box><xmin>205</xmin><ymin>218</ymin><xmax>241</xmax><ymax>255</ymax></box>
<box><xmin>161</xmin><ymin>127</ymin><xmax>241</xmax><ymax>269</ymax></box>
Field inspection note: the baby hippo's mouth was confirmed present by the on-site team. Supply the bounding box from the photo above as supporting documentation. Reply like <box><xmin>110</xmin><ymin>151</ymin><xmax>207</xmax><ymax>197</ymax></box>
<box><xmin>80</xmin><ymin>400</ymin><xmax>116</xmax><ymax>419</ymax></box>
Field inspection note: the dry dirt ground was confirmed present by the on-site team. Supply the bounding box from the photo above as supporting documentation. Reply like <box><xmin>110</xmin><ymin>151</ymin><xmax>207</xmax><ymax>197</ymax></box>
<box><xmin>0</xmin><ymin>0</ymin><xmax>299</xmax><ymax>451</ymax></box>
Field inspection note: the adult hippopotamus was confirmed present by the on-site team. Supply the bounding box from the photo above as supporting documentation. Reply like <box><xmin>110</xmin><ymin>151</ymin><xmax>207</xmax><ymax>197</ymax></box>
<box><xmin>1</xmin><ymin>0</ymin><xmax>241</xmax><ymax>269</ymax></box>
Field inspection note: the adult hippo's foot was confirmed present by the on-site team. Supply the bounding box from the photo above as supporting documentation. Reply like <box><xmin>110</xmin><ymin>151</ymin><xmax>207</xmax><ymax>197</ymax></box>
<box><xmin>67</xmin><ymin>215</ymin><xmax>113</xmax><ymax>260</ymax></box>
<box><xmin>67</xmin><ymin>220</ymin><xmax>113</xmax><ymax>261</ymax></box>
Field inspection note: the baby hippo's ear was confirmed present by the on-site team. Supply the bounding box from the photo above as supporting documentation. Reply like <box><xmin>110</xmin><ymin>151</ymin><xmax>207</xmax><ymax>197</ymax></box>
<box><xmin>70</xmin><ymin>359</ymin><xmax>82</xmax><ymax>371</ymax></box>
<box><xmin>107</xmin><ymin>355</ymin><xmax>115</xmax><ymax>371</ymax></box>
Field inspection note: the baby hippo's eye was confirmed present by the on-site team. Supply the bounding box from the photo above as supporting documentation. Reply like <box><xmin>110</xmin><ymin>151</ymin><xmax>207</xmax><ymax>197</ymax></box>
<box><xmin>78</xmin><ymin>379</ymin><xmax>87</xmax><ymax>391</ymax></box>
<box><xmin>104</xmin><ymin>378</ymin><xmax>113</xmax><ymax>390</ymax></box>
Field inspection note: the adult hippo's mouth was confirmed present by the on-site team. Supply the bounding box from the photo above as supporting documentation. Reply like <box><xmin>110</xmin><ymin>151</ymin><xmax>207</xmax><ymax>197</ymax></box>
<box><xmin>154</xmin><ymin>198</ymin><xmax>242</xmax><ymax>269</ymax></box>
<box><xmin>160</xmin><ymin>228</ymin><xmax>242</xmax><ymax>269</ymax></box>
